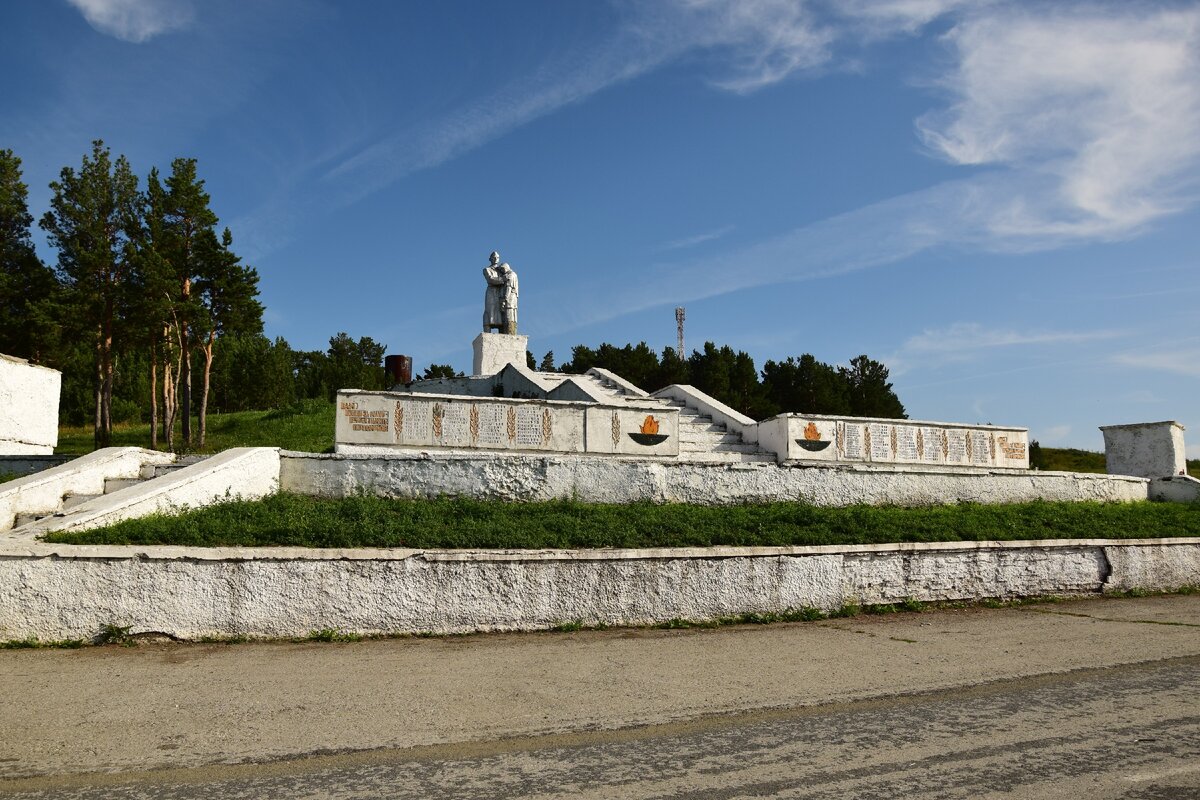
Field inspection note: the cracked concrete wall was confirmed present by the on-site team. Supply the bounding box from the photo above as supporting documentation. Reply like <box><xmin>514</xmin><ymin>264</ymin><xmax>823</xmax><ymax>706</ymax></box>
<box><xmin>1</xmin><ymin>540</ymin><xmax>1196</xmax><ymax>641</ymax></box>
<box><xmin>280</xmin><ymin>452</ymin><xmax>1150</xmax><ymax>507</ymax></box>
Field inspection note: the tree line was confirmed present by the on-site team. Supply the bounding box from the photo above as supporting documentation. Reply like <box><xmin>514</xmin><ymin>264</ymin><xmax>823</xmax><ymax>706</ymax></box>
<box><xmin>1</xmin><ymin>143</ymin><xmax>395</xmax><ymax>449</ymax></box>
<box><xmin>536</xmin><ymin>342</ymin><xmax>906</xmax><ymax>420</ymax></box>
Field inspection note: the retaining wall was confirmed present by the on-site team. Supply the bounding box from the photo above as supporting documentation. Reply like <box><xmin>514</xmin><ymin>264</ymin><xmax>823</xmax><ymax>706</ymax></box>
<box><xmin>1</xmin><ymin>539</ymin><xmax>1197</xmax><ymax>641</ymax></box>
<box><xmin>280</xmin><ymin>452</ymin><xmax>1150</xmax><ymax>506</ymax></box>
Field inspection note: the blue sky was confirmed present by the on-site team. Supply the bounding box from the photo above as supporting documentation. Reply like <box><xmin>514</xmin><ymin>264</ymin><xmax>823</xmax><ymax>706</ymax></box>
<box><xmin>4</xmin><ymin>0</ymin><xmax>1199</xmax><ymax>454</ymax></box>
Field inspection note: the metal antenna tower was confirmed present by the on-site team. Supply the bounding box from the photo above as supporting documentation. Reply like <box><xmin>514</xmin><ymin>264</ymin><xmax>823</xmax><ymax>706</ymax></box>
<box><xmin>675</xmin><ymin>307</ymin><xmax>686</xmax><ymax>357</ymax></box>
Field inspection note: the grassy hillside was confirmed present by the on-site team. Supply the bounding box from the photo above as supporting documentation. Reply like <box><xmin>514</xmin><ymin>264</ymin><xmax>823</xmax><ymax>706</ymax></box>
<box><xmin>55</xmin><ymin>399</ymin><xmax>335</xmax><ymax>455</ymax></box>
<box><xmin>1038</xmin><ymin>446</ymin><xmax>1199</xmax><ymax>478</ymax></box>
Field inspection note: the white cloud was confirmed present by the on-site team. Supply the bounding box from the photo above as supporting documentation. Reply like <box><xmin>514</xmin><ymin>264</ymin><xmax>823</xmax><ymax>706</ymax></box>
<box><xmin>1112</xmin><ymin>350</ymin><xmax>1200</xmax><ymax>378</ymax></box>
<box><xmin>917</xmin><ymin>6</ymin><xmax>1200</xmax><ymax>240</ymax></box>
<box><xmin>67</xmin><ymin>0</ymin><xmax>194</xmax><ymax>43</ymax></box>
<box><xmin>901</xmin><ymin>323</ymin><xmax>1121</xmax><ymax>355</ymax></box>
<box><xmin>832</xmin><ymin>0</ymin><xmax>975</xmax><ymax>37</ymax></box>
<box><xmin>645</xmin><ymin>0</ymin><xmax>835</xmax><ymax>93</ymax></box>
<box><xmin>658</xmin><ymin>226</ymin><xmax>735</xmax><ymax>251</ymax></box>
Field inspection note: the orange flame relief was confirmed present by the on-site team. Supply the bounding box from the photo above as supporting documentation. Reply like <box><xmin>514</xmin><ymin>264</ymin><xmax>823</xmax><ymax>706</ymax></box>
<box><xmin>803</xmin><ymin>422</ymin><xmax>821</xmax><ymax>441</ymax></box>
<box><xmin>640</xmin><ymin>415</ymin><xmax>660</xmax><ymax>435</ymax></box>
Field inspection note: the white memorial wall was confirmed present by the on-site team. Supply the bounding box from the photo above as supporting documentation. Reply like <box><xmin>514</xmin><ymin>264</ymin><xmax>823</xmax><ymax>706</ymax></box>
<box><xmin>336</xmin><ymin>390</ymin><xmax>680</xmax><ymax>457</ymax></box>
<box><xmin>759</xmin><ymin>413</ymin><xmax>1029</xmax><ymax>469</ymax></box>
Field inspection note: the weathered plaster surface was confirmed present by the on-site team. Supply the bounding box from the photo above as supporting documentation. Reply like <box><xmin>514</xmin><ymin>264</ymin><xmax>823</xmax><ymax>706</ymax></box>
<box><xmin>0</xmin><ymin>354</ymin><xmax>61</xmax><ymax>455</ymax></box>
<box><xmin>1</xmin><ymin>539</ymin><xmax>1196</xmax><ymax>640</ymax></box>
<box><xmin>1101</xmin><ymin>421</ymin><xmax>1187</xmax><ymax>478</ymax></box>
<box><xmin>1150</xmin><ymin>475</ymin><xmax>1200</xmax><ymax>503</ymax></box>
<box><xmin>281</xmin><ymin>452</ymin><xmax>1150</xmax><ymax>506</ymax></box>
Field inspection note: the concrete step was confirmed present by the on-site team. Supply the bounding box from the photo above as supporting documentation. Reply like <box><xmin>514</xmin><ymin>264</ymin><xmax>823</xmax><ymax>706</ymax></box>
<box><xmin>104</xmin><ymin>478</ymin><xmax>143</xmax><ymax>493</ymax></box>
<box><xmin>679</xmin><ymin>430</ymin><xmax>743</xmax><ymax>445</ymax></box>
<box><xmin>13</xmin><ymin>513</ymin><xmax>43</xmax><ymax>527</ymax></box>
<box><xmin>681</xmin><ymin>422</ymin><xmax>724</xmax><ymax>434</ymax></box>
<box><xmin>143</xmin><ymin>455</ymin><xmax>207</xmax><ymax>479</ymax></box>
<box><xmin>680</xmin><ymin>441</ymin><xmax>766</xmax><ymax>455</ymax></box>
<box><xmin>62</xmin><ymin>494</ymin><xmax>101</xmax><ymax>510</ymax></box>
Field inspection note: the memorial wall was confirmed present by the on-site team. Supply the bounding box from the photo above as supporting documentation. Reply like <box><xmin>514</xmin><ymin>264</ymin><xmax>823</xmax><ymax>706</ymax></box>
<box><xmin>759</xmin><ymin>414</ymin><xmax>1029</xmax><ymax>469</ymax></box>
<box><xmin>335</xmin><ymin>390</ymin><xmax>680</xmax><ymax>457</ymax></box>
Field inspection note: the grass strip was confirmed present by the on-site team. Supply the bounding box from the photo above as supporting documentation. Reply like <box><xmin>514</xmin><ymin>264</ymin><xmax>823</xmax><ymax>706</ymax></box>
<box><xmin>42</xmin><ymin>494</ymin><xmax>1200</xmax><ymax>549</ymax></box>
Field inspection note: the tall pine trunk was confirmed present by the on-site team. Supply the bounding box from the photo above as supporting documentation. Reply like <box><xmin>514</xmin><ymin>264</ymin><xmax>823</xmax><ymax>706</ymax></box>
<box><xmin>180</xmin><ymin>276</ymin><xmax>191</xmax><ymax>445</ymax></box>
<box><xmin>149</xmin><ymin>348</ymin><xmax>158</xmax><ymax>450</ymax></box>
<box><xmin>198</xmin><ymin>333</ymin><xmax>215</xmax><ymax>449</ymax></box>
<box><xmin>93</xmin><ymin>333</ymin><xmax>103</xmax><ymax>450</ymax></box>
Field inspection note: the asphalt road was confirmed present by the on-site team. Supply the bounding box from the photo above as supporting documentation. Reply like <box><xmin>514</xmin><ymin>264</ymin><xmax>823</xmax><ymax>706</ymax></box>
<box><xmin>2</xmin><ymin>595</ymin><xmax>1199</xmax><ymax>798</ymax></box>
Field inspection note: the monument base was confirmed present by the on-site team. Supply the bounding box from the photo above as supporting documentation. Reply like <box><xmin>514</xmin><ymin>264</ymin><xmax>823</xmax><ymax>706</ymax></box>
<box><xmin>472</xmin><ymin>332</ymin><xmax>528</xmax><ymax>376</ymax></box>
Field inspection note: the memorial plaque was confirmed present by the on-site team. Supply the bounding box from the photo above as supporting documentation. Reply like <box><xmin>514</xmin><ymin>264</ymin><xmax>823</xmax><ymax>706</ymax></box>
<box><xmin>839</xmin><ymin>423</ymin><xmax>864</xmax><ymax>460</ymax></box>
<box><xmin>869</xmin><ymin>423</ymin><xmax>892</xmax><ymax>460</ymax></box>
<box><xmin>921</xmin><ymin>427</ymin><xmax>942</xmax><ymax>461</ymax></box>
<box><xmin>946</xmin><ymin>430</ymin><xmax>967</xmax><ymax>462</ymax></box>
<box><xmin>475</xmin><ymin>403</ymin><xmax>506</xmax><ymax>445</ymax></box>
<box><xmin>895</xmin><ymin>426</ymin><xmax>918</xmax><ymax>461</ymax></box>
<box><xmin>970</xmin><ymin>430</ymin><xmax>991</xmax><ymax>465</ymax></box>
<box><xmin>516</xmin><ymin>406</ymin><xmax>543</xmax><ymax>446</ymax></box>
<box><xmin>397</xmin><ymin>400</ymin><xmax>427</xmax><ymax>442</ymax></box>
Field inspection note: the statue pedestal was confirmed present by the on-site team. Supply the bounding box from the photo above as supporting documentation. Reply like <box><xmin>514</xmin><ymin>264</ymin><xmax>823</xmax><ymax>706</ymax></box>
<box><xmin>473</xmin><ymin>332</ymin><xmax>528</xmax><ymax>376</ymax></box>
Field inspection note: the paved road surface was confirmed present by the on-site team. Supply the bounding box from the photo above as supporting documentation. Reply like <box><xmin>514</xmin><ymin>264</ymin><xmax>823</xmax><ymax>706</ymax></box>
<box><xmin>2</xmin><ymin>595</ymin><xmax>1199</xmax><ymax>798</ymax></box>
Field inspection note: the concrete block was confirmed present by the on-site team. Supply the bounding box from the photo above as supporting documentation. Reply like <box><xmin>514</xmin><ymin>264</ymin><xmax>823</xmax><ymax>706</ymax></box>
<box><xmin>0</xmin><ymin>354</ymin><xmax>61</xmax><ymax>455</ymax></box>
<box><xmin>472</xmin><ymin>332</ymin><xmax>527</xmax><ymax>376</ymax></box>
<box><xmin>1100</xmin><ymin>421</ymin><xmax>1186</xmax><ymax>478</ymax></box>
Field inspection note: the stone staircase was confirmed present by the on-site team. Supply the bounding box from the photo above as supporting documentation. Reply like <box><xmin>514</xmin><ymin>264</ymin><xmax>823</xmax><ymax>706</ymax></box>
<box><xmin>11</xmin><ymin>455</ymin><xmax>207</xmax><ymax>530</ymax></box>
<box><xmin>657</xmin><ymin>398</ymin><xmax>776</xmax><ymax>464</ymax></box>
<box><xmin>582</xmin><ymin>370</ymin><xmax>775</xmax><ymax>464</ymax></box>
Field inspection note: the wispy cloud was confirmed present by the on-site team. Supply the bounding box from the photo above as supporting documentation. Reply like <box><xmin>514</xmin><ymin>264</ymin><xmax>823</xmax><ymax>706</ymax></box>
<box><xmin>917</xmin><ymin>6</ymin><xmax>1200</xmax><ymax>240</ymax></box>
<box><xmin>901</xmin><ymin>323</ymin><xmax>1122</xmax><ymax>355</ymax></box>
<box><xmin>67</xmin><ymin>0</ymin><xmax>194</xmax><ymax>43</ymax></box>
<box><xmin>658</xmin><ymin>225</ymin><xmax>735</xmax><ymax>251</ymax></box>
<box><xmin>534</xmin><ymin>4</ymin><xmax>1200</xmax><ymax>335</ymax></box>
<box><xmin>1112</xmin><ymin>349</ymin><xmax>1200</xmax><ymax>378</ymax></box>
<box><xmin>878</xmin><ymin>323</ymin><xmax>1121</xmax><ymax>377</ymax></box>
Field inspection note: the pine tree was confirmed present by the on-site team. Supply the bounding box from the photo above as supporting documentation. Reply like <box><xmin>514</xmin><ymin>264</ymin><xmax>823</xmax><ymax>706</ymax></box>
<box><xmin>0</xmin><ymin>149</ymin><xmax>62</xmax><ymax>364</ymax></box>
<box><xmin>40</xmin><ymin>141</ymin><xmax>141</xmax><ymax>447</ymax></box>
<box><xmin>192</xmin><ymin>227</ymin><xmax>263</xmax><ymax>447</ymax></box>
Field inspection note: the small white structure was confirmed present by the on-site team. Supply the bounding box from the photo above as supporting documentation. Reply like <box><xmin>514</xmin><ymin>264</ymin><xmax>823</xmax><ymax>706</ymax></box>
<box><xmin>472</xmin><ymin>332</ymin><xmax>528</xmax><ymax>376</ymax></box>
<box><xmin>1100</xmin><ymin>421</ymin><xmax>1187</xmax><ymax>478</ymax></box>
<box><xmin>0</xmin><ymin>354</ymin><xmax>61</xmax><ymax>455</ymax></box>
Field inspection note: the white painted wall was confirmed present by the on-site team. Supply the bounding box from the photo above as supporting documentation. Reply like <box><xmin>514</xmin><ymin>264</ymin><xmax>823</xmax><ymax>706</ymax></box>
<box><xmin>0</xmin><ymin>354</ymin><xmax>61</xmax><ymax>455</ymax></box>
<box><xmin>2</xmin><ymin>539</ymin><xmax>1195</xmax><ymax>641</ymax></box>
<box><xmin>281</xmin><ymin>452</ymin><xmax>1149</xmax><ymax>506</ymax></box>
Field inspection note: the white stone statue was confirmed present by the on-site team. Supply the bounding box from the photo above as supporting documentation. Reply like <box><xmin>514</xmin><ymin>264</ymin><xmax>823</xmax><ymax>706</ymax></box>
<box><xmin>482</xmin><ymin>251</ymin><xmax>518</xmax><ymax>335</ymax></box>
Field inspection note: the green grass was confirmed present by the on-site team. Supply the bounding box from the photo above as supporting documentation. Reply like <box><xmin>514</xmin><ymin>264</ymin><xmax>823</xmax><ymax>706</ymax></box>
<box><xmin>55</xmin><ymin>399</ymin><xmax>335</xmax><ymax>455</ymax></box>
<box><xmin>42</xmin><ymin>493</ymin><xmax>1200</xmax><ymax>549</ymax></box>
